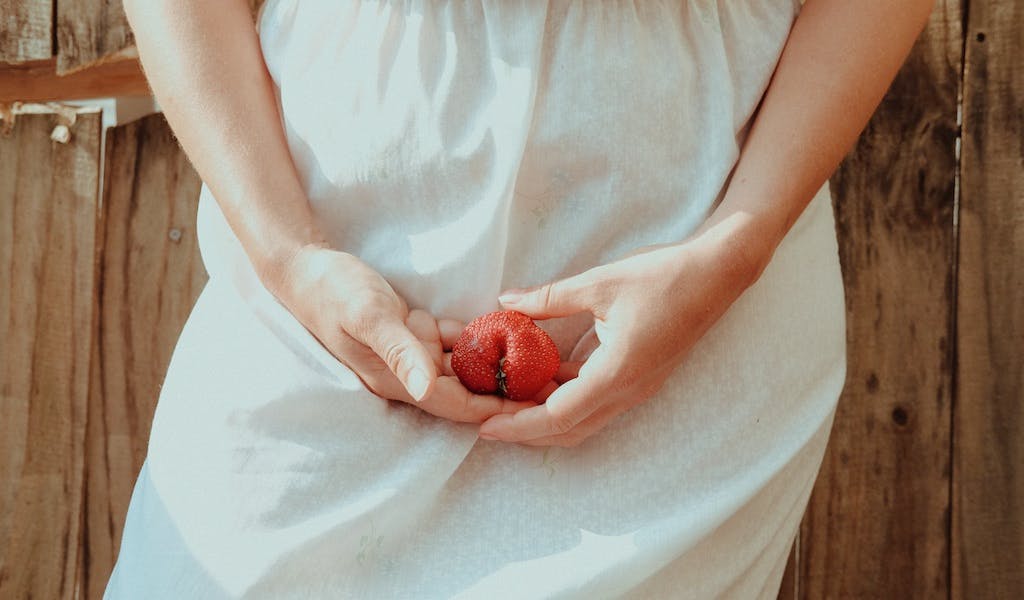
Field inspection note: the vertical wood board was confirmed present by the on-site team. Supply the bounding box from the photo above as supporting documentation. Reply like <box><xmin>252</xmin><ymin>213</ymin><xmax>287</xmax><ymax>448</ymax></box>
<box><xmin>0</xmin><ymin>0</ymin><xmax>52</xmax><ymax>62</ymax></box>
<box><xmin>56</xmin><ymin>0</ymin><xmax>133</xmax><ymax>74</ymax></box>
<box><xmin>799</xmin><ymin>2</ymin><xmax>961</xmax><ymax>597</ymax></box>
<box><xmin>953</xmin><ymin>2</ymin><xmax>1024</xmax><ymax>598</ymax></box>
<box><xmin>81</xmin><ymin>113</ymin><xmax>206</xmax><ymax>600</ymax></box>
<box><xmin>0</xmin><ymin>108</ymin><xmax>101</xmax><ymax>599</ymax></box>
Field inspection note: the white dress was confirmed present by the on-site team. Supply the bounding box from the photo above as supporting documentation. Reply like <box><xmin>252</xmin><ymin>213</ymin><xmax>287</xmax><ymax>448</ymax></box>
<box><xmin>106</xmin><ymin>1</ymin><xmax>846</xmax><ymax>598</ymax></box>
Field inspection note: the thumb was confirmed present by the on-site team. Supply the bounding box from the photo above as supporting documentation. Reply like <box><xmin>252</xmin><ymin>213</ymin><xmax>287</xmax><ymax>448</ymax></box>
<box><xmin>498</xmin><ymin>269</ymin><xmax>601</xmax><ymax>320</ymax></box>
<box><xmin>363</xmin><ymin>316</ymin><xmax>437</xmax><ymax>402</ymax></box>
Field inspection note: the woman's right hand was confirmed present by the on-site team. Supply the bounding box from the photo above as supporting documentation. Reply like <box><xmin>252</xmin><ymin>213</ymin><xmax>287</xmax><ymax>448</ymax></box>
<box><xmin>268</xmin><ymin>243</ymin><xmax>534</xmax><ymax>423</ymax></box>
<box><xmin>121</xmin><ymin>0</ymin><xmax>533</xmax><ymax>424</ymax></box>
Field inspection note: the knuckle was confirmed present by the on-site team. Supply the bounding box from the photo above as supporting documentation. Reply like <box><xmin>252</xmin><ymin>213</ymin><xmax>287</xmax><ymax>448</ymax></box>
<box><xmin>583</xmin><ymin>266</ymin><xmax>618</xmax><ymax>312</ymax></box>
<box><xmin>381</xmin><ymin>337</ymin><xmax>418</xmax><ymax>374</ymax></box>
<box><xmin>346</xmin><ymin>308</ymin><xmax>382</xmax><ymax>341</ymax></box>
<box><xmin>363</xmin><ymin>354</ymin><xmax>391</xmax><ymax>376</ymax></box>
<box><xmin>550</xmin><ymin>413</ymin><xmax>577</xmax><ymax>436</ymax></box>
<box><xmin>539</xmin><ymin>283</ymin><xmax>556</xmax><ymax>310</ymax></box>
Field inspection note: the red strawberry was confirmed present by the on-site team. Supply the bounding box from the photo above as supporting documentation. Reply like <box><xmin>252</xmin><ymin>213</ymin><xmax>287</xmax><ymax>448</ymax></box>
<box><xmin>451</xmin><ymin>310</ymin><xmax>560</xmax><ymax>402</ymax></box>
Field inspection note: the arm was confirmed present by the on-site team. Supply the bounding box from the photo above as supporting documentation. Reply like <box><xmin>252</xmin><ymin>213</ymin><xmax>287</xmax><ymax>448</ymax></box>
<box><xmin>479</xmin><ymin>0</ymin><xmax>936</xmax><ymax>446</ymax></box>
<box><xmin>125</xmin><ymin>0</ymin><xmax>529</xmax><ymax>421</ymax></box>
<box><xmin>122</xmin><ymin>0</ymin><xmax>323</xmax><ymax>287</ymax></box>
<box><xmin>694</xmin><ymin>0</ymin><xmax>938</xmax><ymax>278</ymax></box>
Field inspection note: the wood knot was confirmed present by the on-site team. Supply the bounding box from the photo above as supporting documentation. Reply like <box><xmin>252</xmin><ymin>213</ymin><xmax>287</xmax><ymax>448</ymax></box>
<box><xmin>891</xmin><ymin>406</ymin><xmax>909</xmax><ymax>427</ymax></box>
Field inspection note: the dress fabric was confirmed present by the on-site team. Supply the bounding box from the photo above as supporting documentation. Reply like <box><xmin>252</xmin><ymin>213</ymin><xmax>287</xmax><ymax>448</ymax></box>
<box><xmin>105</xmin><ymin>1</ymin><xmax>847</xmax><ymax>598</ymax></box>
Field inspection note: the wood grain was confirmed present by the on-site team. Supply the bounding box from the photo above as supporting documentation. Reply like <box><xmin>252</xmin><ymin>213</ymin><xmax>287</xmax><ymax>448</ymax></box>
<box><xmin>55</xmin><ymin>0</ymin><xmax>134</xmax><ymax>75</ymax></box>
<box><xmin>953</xmin><ymin>2</ymin><xmax>1024</xmax><ymax>598</ymax></box>
<box><xmin>0</xmin><ymin>55</ymin><xmax>149</xmax><ymax>103</ymax></box>
<box><xmin>0</xmin><ymin>0</ymin><xmax>53</xmax><ymax>62</ymax></box>
<box><xmin>0</xmin><ymin>108</ymin><xmax>101</xmax><ymax>599</ymax></box>
<box><xmin>80</xmin><ymin>113</ymin><xmax>206</xmax><ymax>600</ymax></box>
<box><xmin>798</xmin><ymin>2</ymin><xmax>962</xmax><ymax>598</ymax></box>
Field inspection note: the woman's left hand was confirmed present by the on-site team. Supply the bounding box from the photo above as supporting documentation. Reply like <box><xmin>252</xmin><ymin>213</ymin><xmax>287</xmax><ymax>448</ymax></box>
<box><xmin>477</xmin><ymin>226</ymin><xmax>769</xmax><ymax>447</ymax></box>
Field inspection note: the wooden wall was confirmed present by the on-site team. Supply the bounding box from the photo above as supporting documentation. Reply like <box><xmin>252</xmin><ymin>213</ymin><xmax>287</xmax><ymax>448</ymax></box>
<box><xmin>778</xmin><ymin>1</ymin><xmax>1024</xmax><ymax>598</ymax></box>
<box><xmin>0</xmin><ymin>0</ymin><xmax>133</xmax><ymax>72</ymax></box>
<box><xmin>82</xmin><ymin>114</ymin><xmax>206</xmax><ymax>600</ymax></box>
<box><xmin>0</xmin><ymin>1</ymin><xmax>1021</xmax><ymax>599</ymax></box>
<box><xmin>794</xmin><ymin>2</ymin><xmax>960</xmax><ymax>597</ymax></box>
<box><xmin>954</xmin><ymin>1</ymin><xmax>1024</xmax><ymax>596</ymax></box>
<box><xmin>0</xmin><ymin>106</ymin><xmax>99</xmax><ymax>600</ymax></box>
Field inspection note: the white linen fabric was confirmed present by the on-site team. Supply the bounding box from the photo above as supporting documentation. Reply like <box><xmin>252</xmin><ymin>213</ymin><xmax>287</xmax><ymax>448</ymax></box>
<box><xmin>105</xmin><ymin>1</ymin><xmax>847</xmax><ymax>598</ymax></box>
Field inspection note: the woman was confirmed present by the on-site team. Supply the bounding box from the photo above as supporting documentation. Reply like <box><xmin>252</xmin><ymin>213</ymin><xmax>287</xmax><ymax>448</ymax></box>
<box><xmin>106</xmin><ymin>1</ymin><xmax>933</xmax><ymax>597</ymax></box>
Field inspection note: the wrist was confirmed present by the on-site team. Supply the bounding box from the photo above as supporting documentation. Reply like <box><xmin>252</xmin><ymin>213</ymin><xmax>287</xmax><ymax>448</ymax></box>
<box><xmin>688</xmin><ymin>209</ymin><xmax>783</xmax><ymax>292</ymax></box>
<box><xmin>256</xmin><ymin>235</ymin><xmax>332</xmax><ymax>303</ymax></box>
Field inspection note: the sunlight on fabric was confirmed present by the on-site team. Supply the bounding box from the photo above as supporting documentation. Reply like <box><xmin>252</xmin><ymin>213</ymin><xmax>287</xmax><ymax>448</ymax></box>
<box><xmin>452</xmin><ymin>529</ymin><xmax>641</xmax><ymax>598</ymax></box>
<box><xmin>408</xmin><ymin>54</ymin><xmax>535</xmax><ymax>276</ymax></box>
<box><xmin>154</xmin><ymin>465</ymin><xmax>403</xmax><ymax>597</ymax></box>
<box><xmin>406</xmin><ymin>199</ymin><xmax>497</xmax><ymax>275</ymax></box>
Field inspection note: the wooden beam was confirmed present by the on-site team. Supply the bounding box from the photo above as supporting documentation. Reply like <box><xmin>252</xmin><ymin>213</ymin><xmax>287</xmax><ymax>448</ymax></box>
<box><xmin>953</xmin><ymin>1</ymin><xmax>1024</xmax><ymax>597</ymax></box>
<box><xmin>0</xmin><ymin>54</ymin><xmax>150</xmax><ymax>103</ymax></box>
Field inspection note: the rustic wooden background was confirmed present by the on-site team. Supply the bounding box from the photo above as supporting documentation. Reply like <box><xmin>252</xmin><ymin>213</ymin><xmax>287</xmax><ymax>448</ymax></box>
<box><xmin>1</xmin><ymin>1</ymin><xmax>1021</xmax><ymax>598</ymax></box>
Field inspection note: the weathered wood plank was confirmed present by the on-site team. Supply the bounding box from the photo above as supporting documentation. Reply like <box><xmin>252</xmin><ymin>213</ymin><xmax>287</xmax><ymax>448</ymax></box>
<box><xmin>953</xmin><ymin>2</ymin><xmax>1024</xmax><ymax>598</ymax></box>
<box><xmin>0</xmin><ymin>107</ymin><xmax>101</xmax><ymax>599</ymax></box>
<box><xmin>0</xmin><ymin>0</ymin><xmax>53</xmax><ymax>62</ymax></box>
<box><xmin>0</xmin><ymin>54</ymin><xmax>149</xmax><ymax>103</ymax></box>
<box><xmin>55</xmin><ymin>0</ymin><xmax>134</xmax><ymax>74</ymax></box>
<box><xmin>798</xmin><ymin>2</ymin><xmax>961</xmax><ymax>598</ymax></box>
<box><xmin>81</xmin><ymin>113</ymin><xmax>206</xmax><ymax>600</ymax></box>
<box><xmin>49</xmin><ymin>0</ymin><xmax>263</xmax><ymax>75</ymax></box>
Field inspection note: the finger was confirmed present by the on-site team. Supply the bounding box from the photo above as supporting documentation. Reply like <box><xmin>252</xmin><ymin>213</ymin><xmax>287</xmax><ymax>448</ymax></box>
<box><xmin>569</xmin><ymin>327</ymin><xmax>599</xmax><ymax>362</ymax></box>
<box><xmin>328</xmin><ymin>331</ymin><xmax>413</xmax><ymax>401</ymax></box>
<box><xmin>517</xmin><ymin>398</ymin><xmax>633</xmax><ymax>448</ymax></box>
<box><xmin>362</xmin><ymin>315</ymin><xmax>437</xmax><ymax>402</ymax></box>
<box><xmin>554</xmin><ymin>360</ymin><xmax>583</xmax><ymax>384</ymax></box>
<box><xmin>478</xmin><ymin>348</ymin><xmax>618</xmax><ymax>441</ymax></box>
<box><xmin>405</xmin><ymin>309</ymin><xmax>440</xmax><ymax>342</ymax></box>
<box><xmin>497</xmin><ymin>268</ymin><xmax>609</xmax><ymax>320</ymax></box>
<box><xmin>437</xmin><ymin>318</ymin><xmax>466</xmax><ymax>350</ymax></box>
<box><xmin>406</xmin><ymin>309</ymin><xmax>444</xmax><ymax>370</ymax></box>
<box><xmin>532</xmin><ymin>380</ymin><xmax>559</xmax><ymax>403</ymax></box>
<box><xmin>442</xmin><ymin>352</ymin><xmax>455</xmax><ymax>377</ymax></box>
<box><xmin>414</xmin><ymin>376</ymin><xmax>536</xmax><ymax>423</ymax></box>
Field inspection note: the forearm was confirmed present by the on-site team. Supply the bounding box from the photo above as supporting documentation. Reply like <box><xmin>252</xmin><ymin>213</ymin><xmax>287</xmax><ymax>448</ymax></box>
<box><xmin>693</xmin><ymin>0</ymin><xmax>935</xmax><ymax>284</ymax></box>
<box><xmin>124</xmin><ymin>0</ymin><xmax>327</xmax><ymax>292</ymax></box>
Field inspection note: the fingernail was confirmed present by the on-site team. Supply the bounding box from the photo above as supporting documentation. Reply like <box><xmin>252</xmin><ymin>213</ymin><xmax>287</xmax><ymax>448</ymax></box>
<box><xmin>498</xmin><ymin>292</ymin><xmax>522</xmax><ymax>305</ymax></box>
<box><xmin>407</xmin><ymin>368</ymin><xmax>430</xmax><ymax>402</ymax></box>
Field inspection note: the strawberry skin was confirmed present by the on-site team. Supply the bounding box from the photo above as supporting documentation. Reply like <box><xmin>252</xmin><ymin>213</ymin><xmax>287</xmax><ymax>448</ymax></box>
<box><xmin>451</xmin><ymin>310</ymin><xmax>560</xmax><ymax>401</ymax></box>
